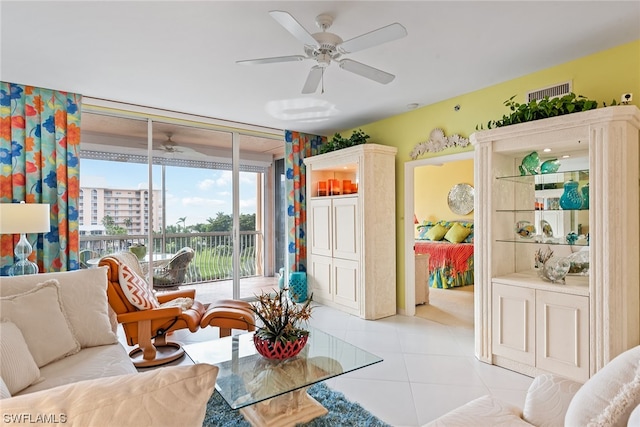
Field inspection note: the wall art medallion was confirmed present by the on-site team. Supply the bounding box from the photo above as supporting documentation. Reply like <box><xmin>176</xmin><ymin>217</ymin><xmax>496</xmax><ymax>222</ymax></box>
<box><xmin>447</xmin><ymin>183</ymin><xmax>474</xmax><ymax>215</ymax></box>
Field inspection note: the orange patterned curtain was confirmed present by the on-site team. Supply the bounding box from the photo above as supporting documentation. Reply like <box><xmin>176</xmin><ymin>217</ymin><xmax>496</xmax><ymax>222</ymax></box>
<box><xmin>0</xmin><ymin>82</ymin><xmax>82</xmax><ymax>274</ymax></box>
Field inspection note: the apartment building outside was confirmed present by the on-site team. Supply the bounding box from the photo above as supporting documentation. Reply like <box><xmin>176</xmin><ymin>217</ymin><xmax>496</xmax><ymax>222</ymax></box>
<box><xmin>79</xmin><ymin>187</ymin><xmax>163</xmax><ymax>235</ymax></box>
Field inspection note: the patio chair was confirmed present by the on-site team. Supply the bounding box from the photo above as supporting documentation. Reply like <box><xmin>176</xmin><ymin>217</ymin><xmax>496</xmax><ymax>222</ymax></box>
<box><xmin>99</xmin><ymin>252</ymin><xmax>255</xmax><ymax>367</ymax></box>
<box><xmin>152</xmin><ymin>247</ymin><xmax>195</xmax><ymax>288</ymax></box>
<box><xmin>79</xmin><ymin>249</ymin><xmax>100</xmax><ymax>269</ymax></box>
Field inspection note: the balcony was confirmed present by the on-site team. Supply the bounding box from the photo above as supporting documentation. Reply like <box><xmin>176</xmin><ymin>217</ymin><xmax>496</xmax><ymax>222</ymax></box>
<box><xmin>80</xmin><ymin>231</ymin><xmax>263</xmax><ymax>284</ymax></box>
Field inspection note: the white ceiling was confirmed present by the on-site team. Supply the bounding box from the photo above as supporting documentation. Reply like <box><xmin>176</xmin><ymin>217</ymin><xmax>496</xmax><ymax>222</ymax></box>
<box><xmin>1</xmin><ymin>1</ymin><xmax>639</xmax><ymax>137</ymax></box>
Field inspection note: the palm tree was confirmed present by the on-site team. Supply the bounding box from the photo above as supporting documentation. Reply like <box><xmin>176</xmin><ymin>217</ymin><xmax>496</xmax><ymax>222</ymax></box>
<box><xmin>177</xmin><ymin>217</ymin><xmax>187</xmax><ymax>233</ymax></box>
<box><xmin>123</xmin><ymin>217</ymin><xmax>132</xmax><ymax>231</ymax></box>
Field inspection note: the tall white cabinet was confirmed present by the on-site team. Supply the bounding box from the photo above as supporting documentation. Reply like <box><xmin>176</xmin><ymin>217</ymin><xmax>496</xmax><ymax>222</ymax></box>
<box><xmin>304</xmin><ymin>143</ymin><xmax>397</xmax><ymax>319</ymax></box>
<box><xmin>471</xmin><ymin>105</ymin><xmax>640</xmax><ymax>382</ymax></box>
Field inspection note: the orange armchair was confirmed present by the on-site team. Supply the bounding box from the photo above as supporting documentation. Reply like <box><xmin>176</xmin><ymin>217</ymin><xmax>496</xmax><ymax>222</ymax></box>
<box><xmin>100</xmin><ymin>253</ymin><xmax>255</xmax><ymax>367</ymax></box>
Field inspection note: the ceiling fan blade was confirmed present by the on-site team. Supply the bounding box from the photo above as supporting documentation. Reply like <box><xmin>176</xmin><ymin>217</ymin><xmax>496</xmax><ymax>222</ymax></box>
<box><xmin>302</xmin><ymin>66</ymin><xmax>323</xmax><ymax>94</ymax></box>
<box><xmin>237</xmin><ymin>55</ymin><xmax>306</xmax><ymax>65</ymax></box>
<box><xmin>338</xmin><ymin>59</ymin><xmax>395</xmax><ymax>84</ymax></box>
<box><xmin>339</xmin><ymin>23</ymin><xmax>407</xmax><ymax>54</ymax></box>
<box><xmin>269</xmin><ymin>10</ymin><xmax>318</xmax><ymax>47</ymax></box>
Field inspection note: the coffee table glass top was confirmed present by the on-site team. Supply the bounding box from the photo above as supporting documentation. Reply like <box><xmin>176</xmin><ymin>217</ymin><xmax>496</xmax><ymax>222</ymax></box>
<box><xmin>183</xmin><ymin>327</ymin><xmax>382</xmax><ymax>409</ymax></box>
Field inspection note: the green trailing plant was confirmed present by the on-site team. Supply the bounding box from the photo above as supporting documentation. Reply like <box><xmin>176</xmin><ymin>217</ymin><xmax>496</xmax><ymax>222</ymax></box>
<box><xmin>319</xmin><ymin>129</ymin><xmax>370</xmax><ymax>154</ymax></box>
<box><xmin>476</xmin><ymin>93</ymin><xmax>617</xmax><ymax>130</ymax></box>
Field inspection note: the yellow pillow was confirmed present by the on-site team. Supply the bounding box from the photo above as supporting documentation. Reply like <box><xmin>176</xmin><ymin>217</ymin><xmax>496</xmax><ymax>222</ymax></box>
<box><xmin>425</xmin><ymin>224</ymin><xmax>449</xmax><ymax>241</ymax></box>
<box><xmin>444</xmin><ymin>222</ymin><xmax>473</xmax><ymax>243</ymax></box>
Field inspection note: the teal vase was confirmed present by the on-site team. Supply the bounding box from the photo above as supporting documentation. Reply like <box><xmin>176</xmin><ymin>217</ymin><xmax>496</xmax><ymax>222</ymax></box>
<box><xmin>288</xmin><ymin>272</ymin><xmax>307</xmax><ymax>303</ymax></box>
<box><xmin>559</xmin><ymin>180</ymin><xmax>583</xmax><ymax>210</ymax></box>
<box><xmin>581</xmin><ymin>183</ymin><xmax>589</xmax><ymax>210</ymax></box>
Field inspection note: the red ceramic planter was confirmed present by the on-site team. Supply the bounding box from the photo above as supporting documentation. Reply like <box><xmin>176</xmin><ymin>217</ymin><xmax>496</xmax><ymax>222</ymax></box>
<box><xmin>253</xmin><ymin>334</ymin><xmax>308</xmax><ymax>360</ymax></box>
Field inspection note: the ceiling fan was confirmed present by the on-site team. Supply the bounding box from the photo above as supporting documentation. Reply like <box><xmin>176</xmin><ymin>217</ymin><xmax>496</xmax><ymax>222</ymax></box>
<box><xmin>155</xmin><ymin>133</ymin><xmax>197</xmax><ymax>155</ymax></box>
<box><xmin>237</xmin><ymin>10</ymin><xmax>408</xmax><ymax>93</ymax></box>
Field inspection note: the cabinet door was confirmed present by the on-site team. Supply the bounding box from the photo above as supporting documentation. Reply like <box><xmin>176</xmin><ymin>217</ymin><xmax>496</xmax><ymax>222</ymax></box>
<box><xmin>332</xmin><ymin>197</ymin><xmax>359</xmax><ymax>261</ymax></box>
<box><xmin>309</xmin><ymin>199</ymin><xmax>332</xmax><ymax>257</ymax></box>
<box><xmin>308</xmin><ymin>255</ymin><xmax>332</xmax><ymax>303</ymax></box>
<box><xmin>492</xmin><ymin>283</ymin><xmax>535</xmax><ymax>366</ymax></box>
<box><xmin>536</xmin><ymin>290</ymin><xmax>589</xmax><ymax>382</ymax></box>
<box><xmin>333</xmin><ymin>258</ymin><xmax>359</xmax><ymax>311</ymax></box>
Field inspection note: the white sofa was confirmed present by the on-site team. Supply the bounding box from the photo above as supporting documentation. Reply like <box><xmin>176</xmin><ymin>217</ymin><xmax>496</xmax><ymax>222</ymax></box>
<box><xmin>425</xmin><ymin>345</ymin><xmax>640</xmax><ymax>427</ymax></box>
<box><xmin>0</xmin><ymin>268</ymin><xmax>218</xmax><ymax>426</ymax></box>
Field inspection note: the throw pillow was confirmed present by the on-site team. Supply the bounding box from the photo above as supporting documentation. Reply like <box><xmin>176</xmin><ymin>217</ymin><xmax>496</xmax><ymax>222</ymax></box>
<box><xmin>565</xmin><ymin>345</ymin><xmax>640</xmax><ymax>427</ymax></box>
<box><xmin>119</xmin><ymin>263</ymin><xmax>159</xmax><ymax>310</ymax></box>
<box><xmin>425</xmin><ymin>224</ymin><xmax>449</xmax><ymax>241</ymax></box>
<box><xmin>0</xmin><ymin>280</ymin><xmax>80</xmax><ymax>367</ymax></box>
<box><xmin>0</xmin><ymin>321</ymin><xmax>40</xmax><ymax>394</ymax></box>
<box><xmin>159</xmin><ymin>297</ymin><xmax>194</xmax><ymax>311</ymax></box>
<box><xmin>0</xmin><ymin>363</ymin><xmax>219</xmax><ymax>427</ymax></box>
<box><xmin>0</xmin><ymin>377</ymin><xmax>10</xmax><ymax>399</ymax></box>
<box><xmin>444</xmin><ymin>222</ymin><xmax>473</xmax><ymax>243</ymax></box>
<box><xmin>0</xmin><ymin>267</ymin><xmax>117</xmax><ymax>348</ymax></box>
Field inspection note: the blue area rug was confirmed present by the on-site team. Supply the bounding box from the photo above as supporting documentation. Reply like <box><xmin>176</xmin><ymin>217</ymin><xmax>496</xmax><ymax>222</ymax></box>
<box><xmin>202</xmin><ymin>382</ymin><xmax>390</xmax><ymax>426</ymax></box>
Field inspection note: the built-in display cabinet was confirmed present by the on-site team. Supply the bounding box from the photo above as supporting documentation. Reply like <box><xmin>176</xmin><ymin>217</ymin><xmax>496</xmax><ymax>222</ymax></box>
<box><xmin>304</xmin><ymin>143</ymin><xmax>397</xmax><ymax>319</ymax></box>
<box><xmin>471</xmin><ymin>105</ymin><xmax>640</xmax><ymax>382</ymax></box>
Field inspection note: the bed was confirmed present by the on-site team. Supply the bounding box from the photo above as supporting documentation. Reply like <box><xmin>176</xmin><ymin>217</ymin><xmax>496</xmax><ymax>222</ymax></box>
<box><xmin>414</xmin><ymin>220</ymin><xmax>474</xmax><ymax>289</ymax></box>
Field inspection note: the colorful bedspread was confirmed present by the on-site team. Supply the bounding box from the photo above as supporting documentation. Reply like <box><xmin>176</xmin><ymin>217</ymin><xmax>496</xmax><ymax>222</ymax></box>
<box><xmin>415</xmin><ymin>241</ymin><xmax>474</xmax><ymax>289</ymax></box>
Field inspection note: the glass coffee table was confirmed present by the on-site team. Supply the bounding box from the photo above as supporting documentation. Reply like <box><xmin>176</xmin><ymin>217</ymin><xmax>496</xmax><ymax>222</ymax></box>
<box><xmin>183</xmin><ymin>327</ymin><xmax>382</xmax><ymax>426</ymax></box>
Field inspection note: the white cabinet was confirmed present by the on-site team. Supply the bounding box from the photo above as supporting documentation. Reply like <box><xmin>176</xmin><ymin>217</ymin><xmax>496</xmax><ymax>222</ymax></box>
<box><xmin>305</xmin><ymin>143</ymin><xmax>397</xmax><ymax>319</ymax></box>
<box><xmin>472</xmin><ymin>105</ymin><xmax>640</xmax><ymax>381</ymax></box>
<box><xmin>492</xmin><ymin>282</ymin><xmax>589</xmax><ymax>381</ymax></box>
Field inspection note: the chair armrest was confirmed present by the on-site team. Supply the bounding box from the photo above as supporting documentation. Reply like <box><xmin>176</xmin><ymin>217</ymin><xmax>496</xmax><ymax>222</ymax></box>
<box><xmin>522</xmin><ymin>374</ymin><xmax>582</xmax><ymax>426</ymax></box>
<box><xmin>156</xmin><ymin>289</ymin><xmax>196</xmax><ymax>303</ymax></box>
<box><xmin>117</xmin><ymin>307</ymin><xmax>182</xmax><ymax>324</ymax></box>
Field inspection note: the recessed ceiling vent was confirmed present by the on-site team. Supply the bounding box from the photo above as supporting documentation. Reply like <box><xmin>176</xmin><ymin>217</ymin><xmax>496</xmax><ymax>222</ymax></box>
<box><xmin>526</xmin><ymin>81</ymin><xmax>572</xmax><ymax>102</ymax></box>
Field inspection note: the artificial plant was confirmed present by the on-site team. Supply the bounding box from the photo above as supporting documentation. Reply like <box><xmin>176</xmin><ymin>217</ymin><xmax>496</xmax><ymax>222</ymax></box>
<box><xmin>319</xmin><ymin>129</ymin><xmax>370</xmax><ymax>154</ymax></box>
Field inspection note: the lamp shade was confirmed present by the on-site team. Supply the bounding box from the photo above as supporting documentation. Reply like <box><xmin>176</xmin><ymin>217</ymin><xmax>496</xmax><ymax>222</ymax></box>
<box><xmin>0</xmin><ymin>203</ymin><xmax>51</xmax><ymax>234</ymax></box>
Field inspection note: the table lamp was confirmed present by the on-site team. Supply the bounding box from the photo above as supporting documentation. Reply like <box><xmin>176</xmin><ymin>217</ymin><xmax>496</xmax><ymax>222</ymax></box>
<box><xmin>0</xmin><ymin>202</ymin><xmax>51</xmax><ymax>275</ymax></box>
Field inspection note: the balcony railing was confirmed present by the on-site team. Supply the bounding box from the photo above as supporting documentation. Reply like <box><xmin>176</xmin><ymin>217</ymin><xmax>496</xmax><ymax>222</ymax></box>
<box><xmin>80</xmin><ymin>231</ymin><xmax>262</xmax><ymax>284</ymax></box>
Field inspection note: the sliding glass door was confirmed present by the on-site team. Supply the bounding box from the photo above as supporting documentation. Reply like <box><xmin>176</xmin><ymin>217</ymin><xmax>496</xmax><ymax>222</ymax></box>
<box><xmin>79</xmin><ymin>107</ymin><xmax>281</xmax><ymax>301</ymax></box>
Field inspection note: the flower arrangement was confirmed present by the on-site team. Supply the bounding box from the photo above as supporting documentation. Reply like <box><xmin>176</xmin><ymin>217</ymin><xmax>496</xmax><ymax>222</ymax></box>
<box><xmin>251</xmin><ymin>288</ymin><xmax>313</xmax><ymax>344</ymax></box>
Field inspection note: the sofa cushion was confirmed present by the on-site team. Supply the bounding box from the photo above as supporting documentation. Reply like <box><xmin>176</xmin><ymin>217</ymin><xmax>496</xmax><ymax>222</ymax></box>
<box><xmin>423</xmin><ymin>395</ymin><xmax>532</xmax><ymax>427</ymax></box>
<box><xmin>565</xmin><ymin>345</ymin><xmax>640</xmax><ymax>427</ymax></box>
<box><xmin>17</xmin><ymin>343</ymin><xmax>138</xmax><ymax>395</ymax></box>
<box><xmin>0</xmin><ymin>321</ymin><xmax>40</xmax><ymax>394</ymax></box>
<box><xmin>0</xmin><ymin>267</ymin><xmax>117</xmax><ymax>348</ymax></box>
<box><xmin>2</xmin><ymin>363</ymin><xmax>218</xmax><ymax>427</ymax></box>
<box><xmin>119</xmin><ymin>263</ymin><xmax>159</xmax><ymax>310</ymax></box>
<box><xmin>0</xmin><ymin>280</ymin><xmax>80</xmax><ymax>367</ymax></box>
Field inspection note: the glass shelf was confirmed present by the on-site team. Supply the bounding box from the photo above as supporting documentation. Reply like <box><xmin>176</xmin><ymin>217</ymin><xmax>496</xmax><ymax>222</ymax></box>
<box><xmin>496</xmin><ymin>238</ymin><xmax>589</xmax><ymax>247</ymax></box>
<box><xmin>496</xmin><ymin>208</ymin><xmax>587</xmax><ymax>213</ymax></box>
<box><xmin>496</xmin><ymin>169</ymin><xmax>589</xmax><ymax>182</ymax></box>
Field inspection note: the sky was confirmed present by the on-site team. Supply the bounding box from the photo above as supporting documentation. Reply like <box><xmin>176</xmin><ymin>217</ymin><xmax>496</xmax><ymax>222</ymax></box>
<box><xmin>81</xmin><ymin>159</ymin><xmax>258</xmax><ymax>227</ymax></box>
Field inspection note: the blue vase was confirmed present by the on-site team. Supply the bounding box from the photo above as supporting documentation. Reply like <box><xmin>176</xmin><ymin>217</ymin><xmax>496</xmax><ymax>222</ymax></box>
<box><xmin>581</xmin><ymin>183</ymin><xmax>589</xmax><ymax>210</ymax></box>
<box><xmin>288</xmin><ymin>272</ymin><xmax>307</xmax><ymax>303</ymax></box>
<box><xmin>559</xmin><ymin>180</ymin><xmax>583</xmax><ymax>210</ymax></box>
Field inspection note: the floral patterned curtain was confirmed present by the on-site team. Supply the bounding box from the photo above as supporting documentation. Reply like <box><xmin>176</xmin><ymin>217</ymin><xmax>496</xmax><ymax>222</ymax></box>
<box><xmin>0</xmin><ymin>82</ymin><xmax>82</xmax><ymax>274</ymax></box>
<box><xmin>284</xmin><ymin>130</ymin><xmax>325</xmax><ymax>275</ymax></box>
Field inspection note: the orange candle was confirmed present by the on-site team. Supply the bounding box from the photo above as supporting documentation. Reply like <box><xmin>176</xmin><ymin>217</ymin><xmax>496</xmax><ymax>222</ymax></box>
<box><xmin>351</xmin><ymin>183</ymin><xmax>358</xmax><ymax>193</ymax></box>
<box><xmin>342</xmin><ymin>180</ymin><xmax>352</xmax><ymax>194</ymax></box>
<box><xmin>317</xmin><ymin>181</ymin><xmax>327</xmax><ymax>196</ymax></box>
<box><xmin>329</xmin><ymin>179</ymin><xmax>341</xmax><ymax>195</ymax></box>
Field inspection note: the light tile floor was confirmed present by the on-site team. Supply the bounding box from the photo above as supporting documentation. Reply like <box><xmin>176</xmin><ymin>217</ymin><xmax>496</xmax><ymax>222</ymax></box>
<box><xmin>131</xmin><ymin>282</ymin><xmax>534</xmax><ymax>426</ymax></box>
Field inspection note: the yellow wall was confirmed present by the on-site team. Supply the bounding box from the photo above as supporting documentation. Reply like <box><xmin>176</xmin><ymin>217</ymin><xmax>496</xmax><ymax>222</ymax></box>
<box><xmin>414</xmin><ymin>159</ymin><xmax>474</xmax><ymax>224</ymax></box>
<box><xmin>342</xmin><ymin>39</ymin><xmax>640</xmax><ymax>310</ymax></box>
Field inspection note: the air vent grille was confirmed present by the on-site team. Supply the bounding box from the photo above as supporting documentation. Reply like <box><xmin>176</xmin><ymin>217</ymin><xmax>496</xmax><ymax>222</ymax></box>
<box><xmin>526</xmin><ymin>81</ymin><xmax>572</xmax><ymax>102</ymax></box>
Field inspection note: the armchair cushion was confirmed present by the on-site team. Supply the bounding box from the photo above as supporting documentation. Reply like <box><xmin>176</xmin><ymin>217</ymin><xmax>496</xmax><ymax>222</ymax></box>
<box><xmin>423</xmin><ymin>395</ymin><xmax>531</xmax><ymax>427</ymax></box>
<box><xmin>119</xmin><ymin>263</ymin><xmax>159</xmax><ymax>310</ymax></box>
<box><xmin>0</xmin><ymin>280</ymin><xmax>80</xmax><ymax>367</ymax></box>
<box><xmin>0</xmin><ymin>363</ymin><xmax>218</xmax><ymax>427</ymax></box>
<box><xmin>0</xmin><ymin>321</ymin><xmax>40</xmax><ymax>394</ymax></box>
<box><xmin>522</xmin><ymin>374</ymin><xmax>582</xmax><ymax>427</ymax></box>
<box><xmin>565</xmin><ymin>345</ymin><xmax>640</xmax><ymax>427</ymax></box>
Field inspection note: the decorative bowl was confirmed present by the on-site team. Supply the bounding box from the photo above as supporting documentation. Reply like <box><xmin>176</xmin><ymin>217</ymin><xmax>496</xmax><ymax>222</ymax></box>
<box><xmin>515</xmin><ymin>221</ymin><xmax>535</xmax><ymax>239</ymax></box>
